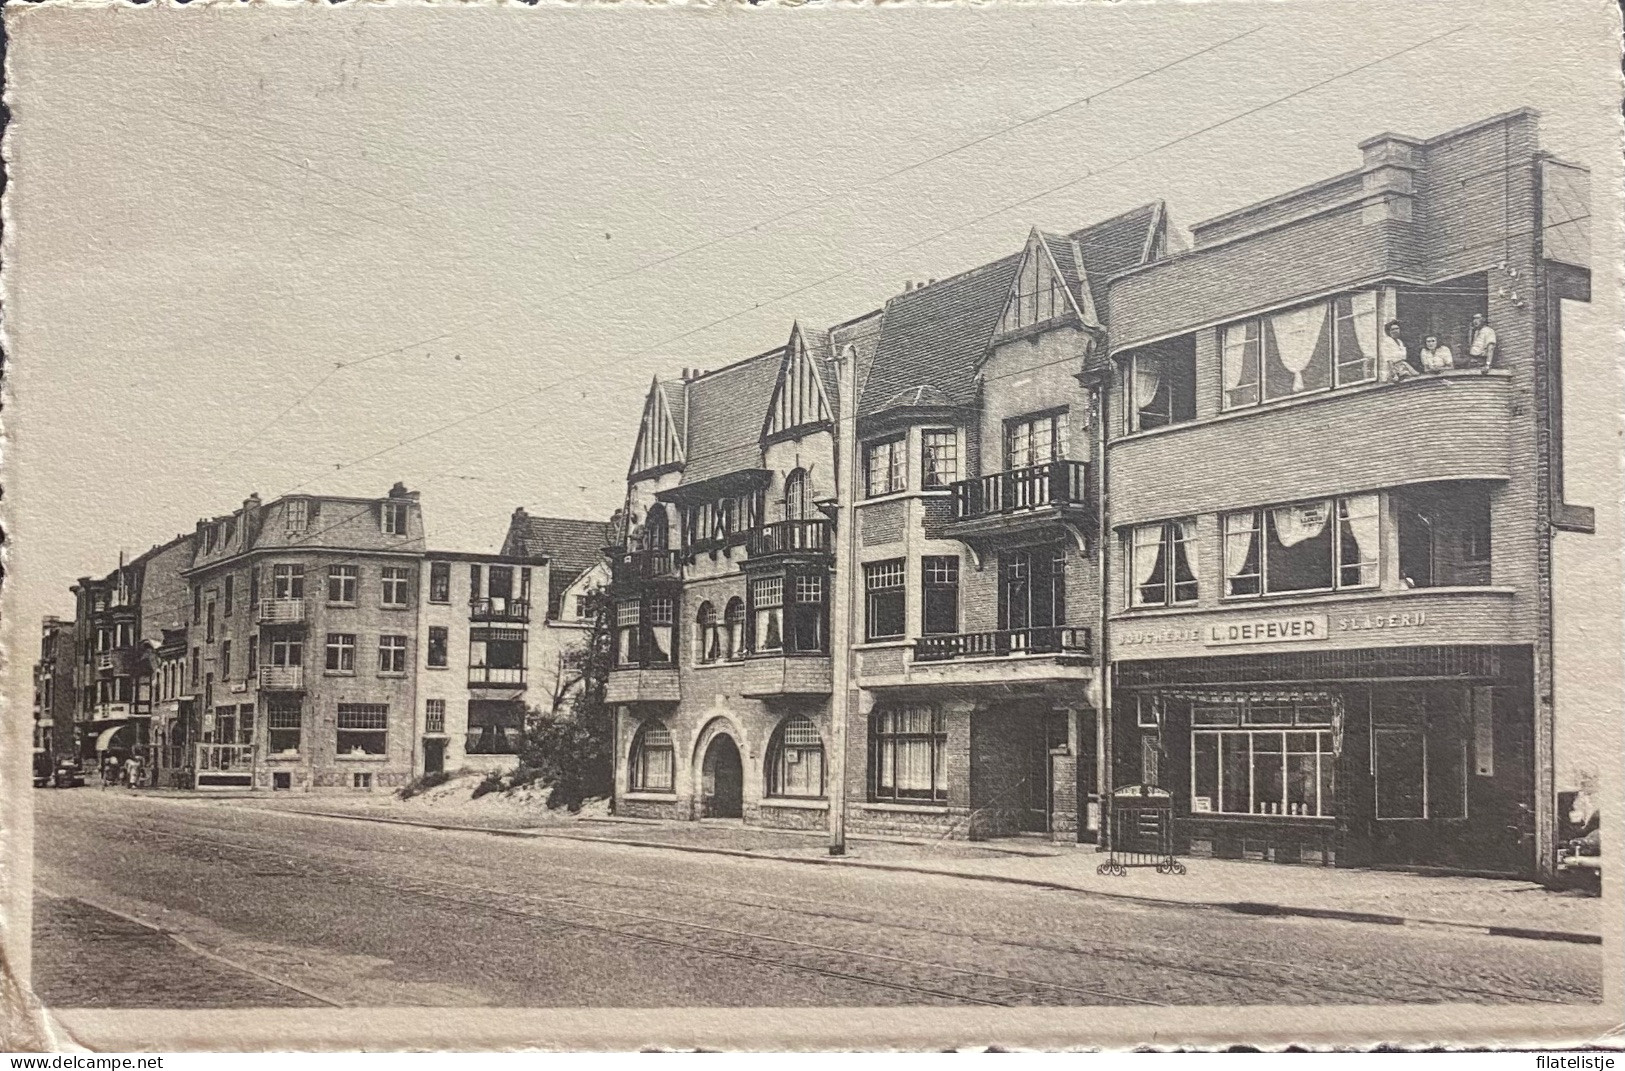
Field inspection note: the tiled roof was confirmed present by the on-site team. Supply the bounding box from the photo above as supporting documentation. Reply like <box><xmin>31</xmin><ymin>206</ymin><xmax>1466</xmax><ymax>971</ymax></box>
<box><xmin>679</xmin><ymin>349</ymin><xmax>782</xmax><ymax>485</ymax></box>
<box><xmin>1070</xmin><ymin>202</ymin><xmax>1162</xmax><ymax>314</ymax></box>
<box><xmin>858</xmin><ymin>254</ymin><xmax>1021</xmax><ymax>419</ymax></box>
<box><xmin>657</xmin><ymin>379</ymin><xmax>687</xmax><ymax>446</ymax></box>
<box><xmin>796</xmin><ymin>324</ymin><xmax>840</xmax><ymax>419</ymax></box>
<box><xmin>505</xmin><ymin>514</ymin><xmax>610</xmax><ymax>576</ymax></box>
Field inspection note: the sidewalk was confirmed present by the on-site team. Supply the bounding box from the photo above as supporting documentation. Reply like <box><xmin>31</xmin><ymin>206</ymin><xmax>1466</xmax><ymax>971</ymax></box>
<box><xmin>224</xmin><ymin>792</ymin><xmax>1602</xmax><ymax>944</ymax></box>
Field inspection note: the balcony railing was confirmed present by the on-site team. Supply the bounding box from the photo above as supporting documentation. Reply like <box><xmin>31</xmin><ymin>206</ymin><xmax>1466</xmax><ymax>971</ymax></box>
<box><xmin>611</xmin><ymin>548</ymin><xmax>682</xmax><ymax>585</ymax></box>
<box><xmin>258</xmin><ymin>665</ymin><xmax>305</xmax><ymax>691</ymax></box>
<box><xmin>746</xmin><ymin>519</ymin><xmax>833</xmax><ymax>557</ymax></box>
<box><xmin>257</xmin><ymin>598</ymin><xmax>309</xmax><ymax>625</ymax></box>
<box><xmin>195</xmin><ymin>742</ymin><xmax>255</xmax><ymax>772</ymax></box>
<box><xmin>950</xmin><ymin>460</ymin><xmax>1091</xmax><ymax>520</ymax></box>
<box><xmin>913</xmin><ymin>626</ymin><xmax>1094</xmax><ymax>663</ymax></box>
<box><xmin>469</xmin><ymin>597</ymin><xmax>531</xmax><ymax>623</ymax></box>
<box><xmin>468</xmin><ymin>666</ymin><xmax>527</xmax><ymax>686</ymax></box>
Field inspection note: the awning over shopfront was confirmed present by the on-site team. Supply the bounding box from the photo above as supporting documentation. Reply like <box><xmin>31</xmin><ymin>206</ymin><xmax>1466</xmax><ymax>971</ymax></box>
<box><xmin>94</xmin><ymin>723</ymin><xmax>133</xmax><ymax>752</ymax></box>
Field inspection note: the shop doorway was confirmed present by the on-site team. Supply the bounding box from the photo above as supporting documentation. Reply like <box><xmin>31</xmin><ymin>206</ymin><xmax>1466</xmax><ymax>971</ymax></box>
<box><xmin>423</xmin><ymin>738</ymin><xmax>445</xmax><ymax>775</ymax></box>
<box><xmin>701</xmin><ymin>734</ymin><xmax>744</xmax><ymax>819</ymax></box>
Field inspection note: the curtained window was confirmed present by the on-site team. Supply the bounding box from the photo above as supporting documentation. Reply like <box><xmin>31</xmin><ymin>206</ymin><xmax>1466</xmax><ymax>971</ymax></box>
<box><xmin>1223</xmin><ymin>494</ymin><xmax>1380</xmax><ymax>598</ymax></box>
<box><xmin>766</xmin><ymin>715</ymin><xmax>825</xmax><ymax>798</ymax></box>
<box><xmin>1127</xmin><ymin>520</ymin><xmax>1199</xmax><ymax>607</ymax></box>
<box><xmin>870</xmin><ymin>705</ymin><xmax>947</xmax><ymax>803</ymax></box>
<box><xmin>1126</xmin><ymin>346</ymin><xmax>1196</xmax><ymax>432</ymax></box>
<box><xmin>629</xmin><ymin>720</ymin><xmax>675</xmax><ymax>792</ymax></box>
<box><xmin>1262</xmin><ymin>302</ymin><xmax>1332</xmax><ymax>401</ymax></box>
<box><xmin>695</xmin><ymin>602</ymin><xmax>720</xmax><ymax>664</ymax></box>
<box><xmin>1333</xmin><ymin>292</ymin><xmax>1380</xmax><ymax>386</ymax></box>
<box><xmin>752</xmin><ymin>576</ymin><xmax>784</xmax><ymax>653</ymax></box>
<box><xmin>1223</xmin><ymin>291</ymin><xmax>1385</xmax><ymax>410</ymax></box>
<box><xmin>724</xmin><ymin>598</ymin><xmax>746</xmax><ymax>660</ymax></box>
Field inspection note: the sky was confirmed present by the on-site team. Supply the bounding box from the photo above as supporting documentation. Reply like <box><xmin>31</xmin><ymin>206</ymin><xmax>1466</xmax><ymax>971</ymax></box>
<box><xmin>5</xmin><ymin>0</ymin><xmax>1621</xmax><ymax>727</ymax></box>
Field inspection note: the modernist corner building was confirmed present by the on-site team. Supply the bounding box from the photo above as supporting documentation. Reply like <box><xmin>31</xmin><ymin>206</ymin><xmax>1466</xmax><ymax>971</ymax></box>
<box><xmin>605</xmin><ymin>108</ymin><xmax>1597</xmax><ymax>880</ymax></box>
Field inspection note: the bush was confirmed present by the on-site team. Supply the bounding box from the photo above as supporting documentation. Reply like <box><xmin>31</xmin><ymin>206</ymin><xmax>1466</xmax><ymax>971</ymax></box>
<box><xmin>397</xmin><ymin>769</ymin><xmax>453</xmax><ymax>800</ymax></box>
<box><xmin>471</xmin><ymin>770</ymin><xmax>506</xmax><ymax>799</ymax></box>
<box><xmin>517</xmin><ymin>709</ymin><xmax>612</xmax><ymax>813</ymax></box>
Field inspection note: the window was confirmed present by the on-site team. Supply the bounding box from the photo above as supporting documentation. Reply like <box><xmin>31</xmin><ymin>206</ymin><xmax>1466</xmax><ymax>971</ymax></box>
<box><xmin>1126</xmin><ymin>521</ymin><xmax>1198</xmax><ymax>608</ymax></box>
<box><xmin>325</xmin><ymin>633</ymin><xmax>356</xmax><ymax>673</ymax></box>
<box><xmin>1397</xmin><ymin>484</ymin><xmax>1493</xmax><ymax>589</ymax></box>
<box><xmin>191</xmin><ymin>647</ymin><xmax>200</xmax><ymax>687</ymax></box>
<box><xmin>574</xmin><ymin>595</ymin><xmax>591</xmax><ymax>620</ymax></box>
<box><xmin>248</xmin><ymin>636</ymin><xmax>258</xmax><ymax>677</ymax></box>
<box><xmin>696</xmin><ymin>602</ymin><xmax>720</xmax><ymax>664</ymax></box>
<box><xmin>427</xmin><ymin>626</ymin><xmax>449</xmax><ymax>668</ymax></box>
<box><xmin>96</xmin><ymin>627</ymin><xmax>112</xmax><ymax>653</ymax></box>
<box><xmin>204</xmin><ymin>525</ymin><xmax>218</xmax><ymax>554</ymax></box>
<box><xmin>381</xmin><ymin>566</ymin><xmax>410</xmax><ymax>608</ymax></box>
<box><xmin>1372</xmin><ymin>689</ymin><xmax>1469</xmax><ymax>821</ymax></box>
<box><xmin>267</xmin><ymin>700</ymin><xmax>301</xmax><ymax>755</ymax></box>
<box><xmin>193</xmin><ymin>587</ymin><xmax>201</xmax><ymax>624</ymax></box>
<box><xmin>467</xmin><ymin>699</ymin><xmax>523</xmax><ymax>752</ymax></box>
<box><xmin>286</xmin><ymin>499</ymin><xmax>309</xmax><ymax>532</ymax></box>
<box><xmin>629</xmin><ymin>720</ymin><xmax>675</xmax><ymax>792</ymax></box>
<box><xmin>922</xmin><ymin>557</ymin><xmax>960</xmax><ymax>635</ymax></box>
<box><xmin>378</xmin><ymin>634</ymin><xmax>408</xmax><ymax>674</ymax></box>
<box><xmin>114</xmin><ymin>622</ymin><xmax>135</xmax><ymax>649</ymax></box>
<box><xmin>865</xmin><ymin>559</ymin><xmax>906</xmax><ymax>641</ymax></box>
<box><xmin>1004</xmin><ymin>410</ymin><xmax>1068</xmax><ymax>470</ymax></box>
<box><xmin>221</xmin><ymin>640</ymin><xmax>232</xmax><ymax>678</ymax></box>
<box><xmin>327</xmin><ymin>565</ymin><xmax>357</xmax><ymax>604</ymax></box>
<box><xmin>783</xmin><ymin>469</ymin><xmax>813</xmax><ymax>521</ymax></box>
<box><xmin>789</xmin><ymin>573</ymin><xmax>827</xmax><ymax>653</ymax></box>
<box><xmin>269</xmin><ymin>638</ymin><xmax>302</xmax><ymax>668</ymax></box>
<box><xmin>249</xmin><ymin>568</ymin><xmax>259</xmax><ymax>609</ymax></box>
<box><xmin>865</xmin><ymin>437</ymin><xmax>906</xmax><ymax>497</ymax></box>
<box><xmin>1189</xmin><ymin>696</ymin><xmax>1336</xmax><ymax>818</ymax></box>
<box><xmin>998</xmin><ymin>243</ymin><xmax>1071</xmax><ymax>335</ymax></box>
<box><xmin>921</xmin><ymin>430</ymin><xmax>959</xmax><ymax>489</ymax></box>
<box><xmin>1224</xmin><ymin>494</ymin><xmax>1378</xmax><ymax>598</ymax></box>
<box><xmin>642</xmin><ymin>506</ymin><xmax>669</xmax><ymax>552</ymax></box>
<box><xmin>615</xmin><ymin>599</ymin><xmax>641</xmax><ymax>666</ymax></box>
<box><xmin>1222</xmin><ymin>292</ymin><xmax>1381</xmax><ymax>411</ymax></box>
<box><xmin>646</xmin><ymin>596</ymin><xmax>674</xmax><ymax>664</ymax></box>
<box><xmin>272</xmin><ymin>564</ymin><xmax>304</xmax><ymax>600</ymax></box>
<box><xmin>429</xmin><ymin>562</ymin><xmax>451</xmax><ymax>603</ymax></box>
<box><xmin>425</xmin><ymin>699</ymin><xmax>446</xmax><ymax>734</ymax></box>
<box><xmin>724</xmin><ymin>598</ymin><xmax>746</xmax><ymax>660</ymax></box>
<box><xmin>205</xmin><ymin>597</ymin><xmax>217</xmax><ymax>643</ymax></box>
<box><xmin>870</xmin><ymin>705</ymin><xmax>947</xmax><ymax>803</ymax></box>
<box><xmin>752</xmin><ymin>576</ymin><xmax>784</xmax><ymax>652</ymax></box>
<box><xmin>336</xmin><ymin>703</ymin><xmax>388</xmax><ymax>756</ymax></box>
<box><xmin>352</xmin><ymin>773</ymin><xmax>375</xmax><ymax>789</ymax></box>
<box><xmin>469</xmin><ymin>564</ymin><xmax>482</xmax><ymax>601</ymax></box>
<box><xmin>767</xmin><ymin>715</ymin><xmax>825</xmax><ymax>798</ymax></box>
<box><xmin>381</xmin><ymin>501</ymin><xmax>409</xmax><ymax>536</ymax></box>
<box><xmin>999</xmin><ymin>546</ymin><xmax>1066</xmax><ymax>631</ymax></box>
<box><xmin>224</xmin><ymin>575</ymin><xmax>234</xmax><ymax>617</ymax></box>
<box><xmin>469</xmin><ymin>628</ymin><xmax>526</xmax><ymax>683</ymax></box>
<box><xmin>1125</xmin><ymin>343</ymin><xmax>1197</xmax><ymax>432</ymax></box>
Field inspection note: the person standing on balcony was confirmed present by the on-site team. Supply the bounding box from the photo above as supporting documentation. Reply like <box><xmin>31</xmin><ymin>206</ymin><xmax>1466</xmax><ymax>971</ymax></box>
<box><xmin>1418</xmin><ymin>333</ymin><xmax>1455</xmax><ymax>373</ymax></box>
<box><xmin>1467</xmin><ymin>312</ymin><xmax>1498</xmax><ymax>371</ymax></box>
<box><xmin>1382</xmin><ymin>319</ymin><xmax>1418</xmax><ymax>380</ymax></box>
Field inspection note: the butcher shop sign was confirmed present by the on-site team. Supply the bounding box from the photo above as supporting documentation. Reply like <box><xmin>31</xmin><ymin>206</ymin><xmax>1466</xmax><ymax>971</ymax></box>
<box><xmin>1202</xmin><ymin>614</ymin><xmax>1329</xmax><ymax>648</ymax></box>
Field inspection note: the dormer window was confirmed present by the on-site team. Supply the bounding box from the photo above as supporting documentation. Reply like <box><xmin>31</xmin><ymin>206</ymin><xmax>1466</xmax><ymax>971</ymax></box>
<box><xmin>286</xmin><ymin>498</ymin><xmax>309</xmax><ymax>533</ymax></box>
<box><xmin>204</xmin><ymin>525</ymin><xmax>218</xmax><ymax>554</ymax></box>
<box><xmin>381</xmin><ymin>501</ymin><xmax>409</xmax><ymax>536</ymax></box>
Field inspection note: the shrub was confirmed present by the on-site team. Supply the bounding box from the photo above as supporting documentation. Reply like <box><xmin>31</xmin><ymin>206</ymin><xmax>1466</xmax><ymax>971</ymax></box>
<box><xmin>471</xmin><ymin>770</ymin><xmax>506</xmax><ymax>799</ymax></box>
<box><xmin>397</xmin><ymin>769</ymin><xmax>453</xmax><ymax>800</ymax></box>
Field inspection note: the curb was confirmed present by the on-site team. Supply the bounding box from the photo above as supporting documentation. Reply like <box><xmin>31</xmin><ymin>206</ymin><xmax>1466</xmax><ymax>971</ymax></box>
<box><xmin>258</xmin><ymin>805</ymin><xmax>1603</xmax><ymax>946</ymax></box>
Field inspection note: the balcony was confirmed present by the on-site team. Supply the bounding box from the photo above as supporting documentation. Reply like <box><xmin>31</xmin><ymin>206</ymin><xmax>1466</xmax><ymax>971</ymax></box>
<box><xmin>914</xmin><ymin>627</ymin><xmax>1094</xmax><ymax>663</ymax></box>
<box><xmin>737</xmin><ymin>654</ymin><xmax>833</xmax><ymax>698</ymax></box>
<box><xmin>605</xmin><ymin>663</ymin><xmax>681</xmax><ymax>704</ymax></box>
<box><xmin>257</xmin><ymin>598</ymin><xmax>309</xmax><ymax>626</ymax></box>
<box><xmin>469</xmin><ymin>597</ymin><xmax>531</xmax><ymax>623</ymax></box>
<box><xmin>258</xmin><ymin>665</ymin><xmax>305</xmax><ymax>692</ymax></box>
<box><xmin>468</xmin><ymin>666</ymin><xmax>527</xmax><ymax>688</ymax></box>
<box><xmin>1108</xmin><ymin>372</ymin><xmax>1511</xmax><ymax>527</ymax></box>
<box><xmin>746</xmin><ymin>519</ymin><xmax>832</xmax><ymax>559</ymax></box>
<box><xmin>941</xmin><ymin>461</ymin><xmax>1094</xmax><ymax>554</ymax></box>
<box><xmin>611</xmin><ymin>548</ymin><xmax>682</xmax><ymax>587</ymax></box>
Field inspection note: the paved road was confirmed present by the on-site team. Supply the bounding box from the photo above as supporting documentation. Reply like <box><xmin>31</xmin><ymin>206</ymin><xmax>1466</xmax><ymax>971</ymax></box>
<box><xmin>31</xmin><ymin>790</ymin><xmax>1603</xmax><ymax>1008</ymax></box>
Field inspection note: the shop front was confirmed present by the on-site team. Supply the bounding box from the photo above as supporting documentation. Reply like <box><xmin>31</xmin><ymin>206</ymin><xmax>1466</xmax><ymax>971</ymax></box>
<box><xmin>1113</xmin><ymin>644</ymin><xmax>1536</xmax><ymax>876</ymax></box>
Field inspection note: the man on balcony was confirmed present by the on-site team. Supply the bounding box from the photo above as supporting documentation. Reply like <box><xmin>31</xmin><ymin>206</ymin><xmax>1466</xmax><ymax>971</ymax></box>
<box><xmin>1467</xmin><ymin>313</ymin><xmax>1498</xmax><ymax>371</ymax></box>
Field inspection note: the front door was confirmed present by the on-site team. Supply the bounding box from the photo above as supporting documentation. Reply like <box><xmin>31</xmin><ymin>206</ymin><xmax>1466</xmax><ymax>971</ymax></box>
<box><xmin>423</xmin><ymin>738</ymin><xmax>445</xmax><ymax>775</ymax></box>
<box><xmin>701</xmin><ymin>735</ymin><xmax>744</xmax><ymax>819</ymax></box>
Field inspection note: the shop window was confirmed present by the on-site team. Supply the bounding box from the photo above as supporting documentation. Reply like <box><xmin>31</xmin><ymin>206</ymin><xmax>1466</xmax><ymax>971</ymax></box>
<box><xmin>695</xmin><ymin>601</ymin><xmax>721</xmax><ymax>664</ymax></box>
<box><xmin>766</xmin><ymin>715</ymin><xmax>825</xmax><ymax>798</ymax></box>
<box><xmin>864</xmin><ymin>560</ymin><xmax>906</xmax><ymax>641</ymax></box>
<box><xmin>1126</xmin><ymin>520</ymin><xmax>1198</xmax><ymax>607</ymax></box>
<box><xmin>921</xmin><ymin>430</ymin><xmax>960</xmax><ymax>489</ymax></box>
<box><xmin>1186</xmin><ymin>694</ymin><xmax>1337</xmax><ymax>818</ymax></box>
<box><xmin>1396</xmin><ymin>483</ymin><xmax>1493</xmax><ymax>589</ymax></box>
<box><xmin>266</xmin><ymin>701</ymin><xmax>302</xmax><ymax>756</ymax></box>
<box><xmin>865</xmin><ymin>437</ymin><xmax>906</xmax><ymax>497</ymax></box>
<box><xmin>998</xmin><ymin>546</ymin><xmax>1066</xmax><ymax>631</ymax></box>
<box><xmin>870</xmin><ymin>704</ymin><xmax>947</xmax><ymax>803</ymax></box>
<box><xmin>336</xmin><ymin>703</ymin><xmax>388</xmax><ymax>756</ymax></box>
<box><xmin>1223</xmin><ymin>494</ymin><xmax>1378</xmax><ymax>598</ymax></box>
<box><xmin>1124</xmin><ymin>339</ymin><xmax>1196</xmax><ymax>433</ymax></box>
<box><xmin>629</xmin><ymin>720</ymin><xmax>675</xmax><ymax>792</ymax></box>
<box><xmin>921</xmin><ymin>557</ymin><xmax>960</xmax><ymax>635</ymax></box>
<box><xmin>1372</xmin><ymin>689</ymin><xmax>1468</xmax><ymax>820</ymax></box>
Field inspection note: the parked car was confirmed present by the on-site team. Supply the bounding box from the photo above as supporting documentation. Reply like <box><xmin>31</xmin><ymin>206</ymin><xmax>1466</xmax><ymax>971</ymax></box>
<box><xmin>33</xmin><ymin>749</ymin><xmax>52</xmax><ymax>788</ymax></box>
<box><xmin>51</xmin><ymin>756</ymin><xmax>85</xmax><ymax>789</ymax></box>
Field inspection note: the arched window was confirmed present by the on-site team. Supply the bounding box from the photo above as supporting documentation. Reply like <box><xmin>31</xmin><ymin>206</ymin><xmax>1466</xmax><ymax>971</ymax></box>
<box><xmin>629</xmin><ymin>719</ymin><xmax>675</xmax><ymax>792</ymax></box>
<box><xmin>724</xmin><ymin>597</ymin><xmax>746</xmax><ymax>661</ymax></box>
<box><xmin>696</xmin><ymin>601</ymin><xmax>720</xmax><ymax>664</ymax></box>
<box><xmin>870</xmin><ymin>704</ymin><xmax>947</xmax><ymax>803</ymax></box>
<box><xmin>783</xmin><ymin>469</ymin><xmax>812</xmax><ymax>521</ymax></box>
<box><xmin>645</xmin><ymin>504</ymin><xmax>669</xmax><ymax>551</ymax></box>
<box><xmin>766</xmin><ymin>715</ymin><xmax>825</xmax><ymax>798</ymax></box>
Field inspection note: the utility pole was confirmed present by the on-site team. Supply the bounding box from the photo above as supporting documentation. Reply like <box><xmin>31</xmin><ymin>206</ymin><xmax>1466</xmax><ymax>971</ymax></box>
<box><xmin>825</xmin><ymin>343</ymin><xmax>859</xmax><ymax>856</ymax></box>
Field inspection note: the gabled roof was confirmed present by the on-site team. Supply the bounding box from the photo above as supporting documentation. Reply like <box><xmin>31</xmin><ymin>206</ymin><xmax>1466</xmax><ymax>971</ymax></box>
<box><xmin>1070</xmin><ymin>201</ymin><xmax>1164</xmax><ymax>313</ymax></box>
<box><xmin>502</xmin><ymin>512</ymin><xmax>610</xmax><ymax>578</ymax></box>
<box><xmin>680</xmin><ymin>348</ymin><xmax>783</xmax><ymax>485</ymax></box>
<box><xmin>628</xmin><ymin>376</ymin><xmax>687</xmax><ymax>477</ymax></box>
<box><xmin>761</xmin><ymin>321</ymin><xmax>837</xmax><ymax>441</ymax></box>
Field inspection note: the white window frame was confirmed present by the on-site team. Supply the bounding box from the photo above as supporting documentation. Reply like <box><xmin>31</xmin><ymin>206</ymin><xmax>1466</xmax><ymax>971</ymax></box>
<box><xmin>1221</xmin><ymin>494</ymin><xmax>1380</xmax><ymax>600</ymax></box>
<box><xmin>865</xmin><ymin>437</ymin><xmax>906</xmax><ymax>497</ymax></box>
<box><xmin>380</xmin><ymin>566</ymin><xmax>411</xmax><ymax>608</ymax></box>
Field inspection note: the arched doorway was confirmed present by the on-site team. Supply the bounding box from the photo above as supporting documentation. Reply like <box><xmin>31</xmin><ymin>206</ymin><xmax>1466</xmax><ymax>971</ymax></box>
<box><xmin>700</xmin><ymin>734</ymin><xmax>744</xmax><ymax>819</ymax></box>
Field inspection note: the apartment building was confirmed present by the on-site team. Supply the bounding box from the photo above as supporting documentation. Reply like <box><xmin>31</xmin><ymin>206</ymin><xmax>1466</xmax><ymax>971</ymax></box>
<box><xmin>33</xmin><ymin>616</ymin><xmax>76</xmax><ymax>757</ymax></box>
<box><xmin>608</xmin><ymin>321</ymin><xmax>856</xmax><ymax>828</ymax></box>
<box><xmin>1097</xmin><ymin>110</ymin><xmax>1592</xmax><ymax>878</ymax></box>
<box><xmin>842</xmin><ymin>206</ymin><xmax>1169</xmax><ymax>842</ymax></box>
<box><xmin>414</xmin><ymin>510</ymin><xmax>608</xmax><ymax>775</ymax></box>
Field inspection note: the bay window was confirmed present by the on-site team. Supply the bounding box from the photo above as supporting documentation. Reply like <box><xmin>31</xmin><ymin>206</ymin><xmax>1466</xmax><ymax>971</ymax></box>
<box><xmin>469</xmin><ymin>627</ymin><xmax>526</xmax><ymax>684</ymax></box>
<box><xmin>752</xmin><ymin>576</ymin><xmax>785</xmax><ymax>652</ymax></box>
<box><xmin>613</xmin><ymin>595</ymin><xmax>674</xmax><ymax>667</ymax></box>
<box><xmin>921</xmin><ymin>429</ymin><xmax>959</xmax><ymax>489</ymax></box>
<box><xmin>1222</xmin><ymin>291</ymin><xmax>1382</xmax><ymax>411</ymax></box>
<box><xmin>870</xmin><ymin>704</ymin><xmax>947</xmax><ymax>803</ymax></box>
<box><xmin>865</xmin><ymin>437</ymin><xmax>906</xmax><ymax>497</ymax></box>
<box><xmin>724</xmin><ymin>598</ymin><xmax>746</xmax><ymax>660</ymax></box>
<box><xmin>1126</xmin><ymin>520</ymin><xmax>1198</xmax><ymax>607</ymax></box>
<box><xmin>695</xmin><ymin>602</ymin><xmax>721</xmax><ymax>664</ymax></box>
<box><xmin>1124</xmin><ymin>341</ymin><xmax>1196</xmax><ymax>432</ymax></box>
<box><xmin>1222</xmin><ymin>494</ymin><xmax>1378</xmax><ymax>598</ymax></box>
<box><xmin>788</xmin><ymin>573</ymin><xmax>827</xmax><ymax>653</ymax></box>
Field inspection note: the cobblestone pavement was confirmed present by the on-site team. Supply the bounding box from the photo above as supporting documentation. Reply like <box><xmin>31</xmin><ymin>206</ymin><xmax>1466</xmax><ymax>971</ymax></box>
<box><xmin>32</xmin><ymin>789</ymin><xmax>1606</xmax><ymax>1010</ymax></box>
